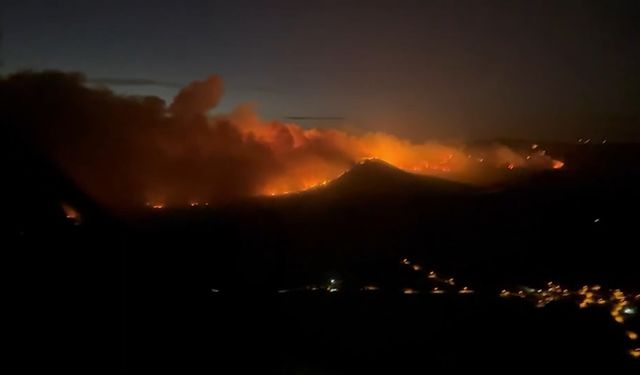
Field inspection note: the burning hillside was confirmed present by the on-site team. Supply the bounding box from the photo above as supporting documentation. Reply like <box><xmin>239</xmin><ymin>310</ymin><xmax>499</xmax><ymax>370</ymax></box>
<box><xmin>2</xmin><ymin>71</ymin><xmax>563</xmax><ymax>209</ymax></box>
<box><xmin>288</xmin><ymin>158</ymin><xmax>478</xmax><ymax>199</ymax></box>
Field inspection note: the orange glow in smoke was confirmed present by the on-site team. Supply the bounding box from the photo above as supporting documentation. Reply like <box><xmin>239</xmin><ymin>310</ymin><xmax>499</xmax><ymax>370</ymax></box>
<box><xmin>208</xmin><ymin>106</ymin><xmax>572</xmax><ymax>199</ymax></box>
<box><xmin>1</xmin><ymin>72</ymin><xmax>569</xmax><ymax>209</ymax></box>
<box><xmin>552</xmin><ymin>160</ymin><xmax>565</xmax><ymax>169</ymax></box>
<box><xmin>138</xmin><ymin>97</ymin><xmax>569</xmax><ymax>204</ymax></box>
<box><xmin>238</xmin><ymin>119</ymin><xmax>567</xmax><ymax>197</ymax></box>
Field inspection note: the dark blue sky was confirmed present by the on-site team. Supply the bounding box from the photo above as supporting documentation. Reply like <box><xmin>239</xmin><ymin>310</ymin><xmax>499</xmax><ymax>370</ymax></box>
<box><xmin>2</xmin><ymin>0</ymin><xmax>638</xmax><ymax>140</ymax></box>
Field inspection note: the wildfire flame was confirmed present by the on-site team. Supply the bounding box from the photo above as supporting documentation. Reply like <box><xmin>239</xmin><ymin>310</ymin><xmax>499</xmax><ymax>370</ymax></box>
<box><xmin>1</xmin><ymin>71</ymin><xmax>565</xmax><ymax>209</ymax></box>
<box><xmin>229</xmin><ymin>109</ymin><xmax>565</xmax><ymax>197</ymax></box>
<box><xmin>143</xmin><ymin>77</ymin><xmax>564</xmax><ymax>202</ymax></box>
<box><xmin>552</xmin><ymin>160</ymin><xmax>565</xmax><ymax>169</ymax></box>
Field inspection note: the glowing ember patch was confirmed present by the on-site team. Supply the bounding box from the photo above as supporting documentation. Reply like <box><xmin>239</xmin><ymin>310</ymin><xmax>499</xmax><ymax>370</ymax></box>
<box><xmin>552</xmin><ymin>160</ymin><xmax>564</xmax><ymax>169</ymax></box>
<box><xmin>61</xmin><ymin>203</ymin><xmax>81</xmax><ymax>224</ymax></box>
<box><xmin>627</xmin><ymin>331</ymin><xmax>638</xmax><ymax>340</ymax></box>
<box><xmin>507</xmin><ymin>163</ymin><xmax>515</xmax><ymax>170</ymax></box>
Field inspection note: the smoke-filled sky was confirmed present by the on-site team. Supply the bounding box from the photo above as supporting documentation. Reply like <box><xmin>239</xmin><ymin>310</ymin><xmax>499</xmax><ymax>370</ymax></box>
<box><xmin>1</xmin><ymin>0</ymin><xmax>639</xmax><ymax>140</ymax></box>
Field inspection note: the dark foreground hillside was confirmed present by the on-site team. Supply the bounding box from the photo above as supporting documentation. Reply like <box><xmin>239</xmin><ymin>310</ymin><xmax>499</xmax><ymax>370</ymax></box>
<box><xmin>126</xmin><ymin>292</ymin><xmax>636</xmax><ymax>373</ymax></box>
<box><xmin>8</xmin><ymin>143</ymin><xmax>640</xmax><ymax>373</ymax></box>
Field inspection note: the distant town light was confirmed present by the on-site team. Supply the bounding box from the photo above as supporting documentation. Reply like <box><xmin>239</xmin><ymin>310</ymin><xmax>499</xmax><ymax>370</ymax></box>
<box><xmin>362</xmin><ymin>285</ymin><xmax>379</xmax><ymax>291</ymax></box>
<box><xmin>622</xmin><ymin>306</ymin><xmax>636</xmax><ymax>315</ymax></box>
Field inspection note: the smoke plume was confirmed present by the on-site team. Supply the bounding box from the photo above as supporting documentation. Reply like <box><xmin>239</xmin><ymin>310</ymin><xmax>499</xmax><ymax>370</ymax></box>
<box><xmin>1</xmin><ymin>71</ymin><xmax>562</xmax><ymax>209</ymax></box>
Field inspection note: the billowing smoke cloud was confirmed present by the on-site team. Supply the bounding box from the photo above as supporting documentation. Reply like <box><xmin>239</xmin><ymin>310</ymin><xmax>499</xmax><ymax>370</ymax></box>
<box><xmin>1</xmin><ymin>71</ymin><xmax>562</xmax><ymax>209</ymax></box>
<box><xmin>169</xmin><ymin>75</ymin><xmax>224</xmax><ymax>117</ymax></box>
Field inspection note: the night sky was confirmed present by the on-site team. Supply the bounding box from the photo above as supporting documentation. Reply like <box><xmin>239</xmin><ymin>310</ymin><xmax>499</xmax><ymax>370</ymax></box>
<box><xmin>2</xmin><ymin>0</ymin><xmax>638</xmax><ymax>141</ymax></box>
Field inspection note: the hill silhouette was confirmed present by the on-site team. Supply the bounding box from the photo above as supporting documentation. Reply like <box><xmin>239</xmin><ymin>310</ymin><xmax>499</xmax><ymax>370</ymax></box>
<box><xmin>322</xmin><ymin>158</ymin><xmax>476</xmax><ymax>196</ymax></box>
<box><xmin>256</xmin><ymin>159</ymin><xmax>477</xmax><ymax>208</ymax></box>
